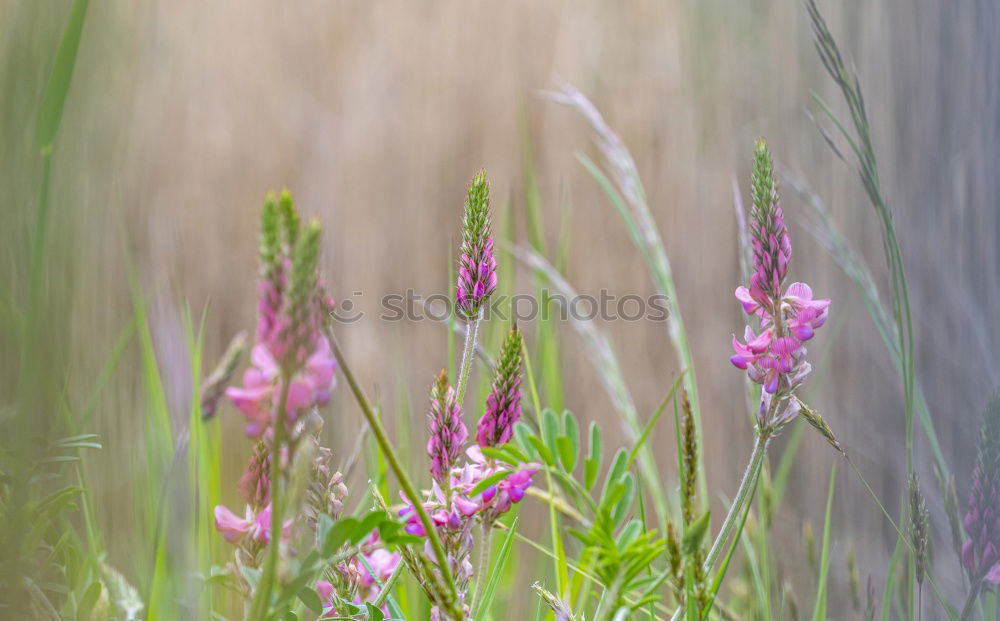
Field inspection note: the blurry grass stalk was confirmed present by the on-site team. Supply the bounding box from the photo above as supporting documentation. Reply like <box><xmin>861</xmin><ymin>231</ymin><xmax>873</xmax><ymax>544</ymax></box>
<box><xmin>805</xmin><ymin>0</ymin><xmax>923</xmax><ymax>485</ymax></box>
<box><xmin>547</xmin><ymin>84</ymin><xmax>707</xmax><ymax>506</ymax></box>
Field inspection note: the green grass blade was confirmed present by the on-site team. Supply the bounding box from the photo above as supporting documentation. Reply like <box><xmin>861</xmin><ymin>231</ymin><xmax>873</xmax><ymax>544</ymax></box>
<box><xmin>474</xmin><ymin>518</ymin><xmax>519</xmax><ymax>620</ymax></box>
<box><xmin>35</xmin><ymin>0</ymin><xmax>90</xmax><ymax>150</ymax></box>
<box><xmin>811</xmin><ymin>465</ymin><xmax>837</xmax><ymax>621</ymax></box>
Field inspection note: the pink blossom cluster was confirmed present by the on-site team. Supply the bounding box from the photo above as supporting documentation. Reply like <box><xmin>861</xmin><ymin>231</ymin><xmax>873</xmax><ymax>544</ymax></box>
<box><xmin>456</xmin><ymin>237</ymin><xmax>498</xmax><ymax>318</ymax></box>
<box><xmin>427</xmin><ymin>372</ymin><xmax>468</xmax><ymax>484</ymax></box>
<box><xmin>226</xmin><ymin>339</ymin><xmax>336</xmax><ymax>437</ymax></box>
<box><xmin>315</xmin><ymin>532</ymin><xmax>401</xmax><ymax>618</ymax></box>
<box><xmin>400</xmin><ymin>446</ymin><xmax>537</xmax><ymax>536</ymax></box>
<box><xmin>730</xmin><ymin>281</ymin><xmax>830</xmax><ymax>395</ymax></box>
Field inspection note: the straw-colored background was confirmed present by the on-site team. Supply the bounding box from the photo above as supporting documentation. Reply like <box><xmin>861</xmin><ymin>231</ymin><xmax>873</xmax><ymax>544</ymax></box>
<box><xmin>3</xmin><ymin>0</ymin><xmax>998</xmax><ymax>615</ymax></box>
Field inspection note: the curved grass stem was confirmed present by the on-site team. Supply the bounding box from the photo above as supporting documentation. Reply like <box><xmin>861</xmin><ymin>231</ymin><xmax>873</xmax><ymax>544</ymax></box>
<box><xmin>325</xmin><ymin>326</ymin><xmax>463</xmax><ymax>619</ymax></box>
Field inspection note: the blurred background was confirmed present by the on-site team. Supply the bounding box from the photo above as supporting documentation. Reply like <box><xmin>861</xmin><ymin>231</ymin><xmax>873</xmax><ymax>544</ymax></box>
<box><xmin>2</xmin><ymin>0</ymin><xmax>998</xmax><ymax>617</ymax></box>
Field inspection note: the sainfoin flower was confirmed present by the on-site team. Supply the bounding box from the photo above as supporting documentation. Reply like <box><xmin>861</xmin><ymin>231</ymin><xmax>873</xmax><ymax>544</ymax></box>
<box><xmin>213</xmin><ymin>503</ymin><xmax>290</xmax><ymax>545</ymax></box>
<box><xmin>456</xmin><ymin>171</ymin><xmax>497</xmax><ymax>318</ymax></box>
<box><xmin>477</xmin><ymin>325</ymin><xmax>523</xmax><ymax>448</ymax></box>
<box><xmin>399</xmin><ymin>446</ymin><xmax>538</xmax><ymax>537</ymax></box>
<box><xmin>427</xmin><ymin>370</ymin><xmax>468</xmax><ymax>484</ymax></box>
<box><xmin>730</xmin><ymin>140</ymin><xmax>830</xmax><ymax>412</ymax></box>
<box><xmin>314</xmin><ymin>531</ymin><xmax>401</xmax><ymax>617</ymax></box>
<box><xmin>963</xmin><ymin>394</ymin><xmax>1000</xmax><ymax>583</ymax></box>
<box><xmin>225</xmin><ymin>194</ymin><xmax>337</xmax><ymax>436</ymax></box>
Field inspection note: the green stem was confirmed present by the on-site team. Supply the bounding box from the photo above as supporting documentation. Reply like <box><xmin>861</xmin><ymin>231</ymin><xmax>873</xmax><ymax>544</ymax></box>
<box><xmin>670</xmin><ymin>432</ymin><xmax>770</xmax><ymax>621</ymax></box>
<box><xmin>249</xmin><ymin>376</ymin><xmax>292</xmax><ymax>620</ymax></box>
<box><xmin>958</xmin><ymin>576</ymin><xmax>984</xmax><ymax>621</ymax></box>
<box><xmin>457</xmin><ymin>311</ymin><xmax>482</xmax><ymax>405</ymax></box>
<box><xmin>326</xmin><ymin>328</ymin><xmax>462</xmax><ymax>618</ymax></box>
<box><xmin>706</xmin><ymin>433</ymin><xmax>769</xmax><ymax>571</ymax></box>
<box><xmin>470</xmin><ymin>521</ymin><xmax>492</xmax><ymax>616</ymax></box>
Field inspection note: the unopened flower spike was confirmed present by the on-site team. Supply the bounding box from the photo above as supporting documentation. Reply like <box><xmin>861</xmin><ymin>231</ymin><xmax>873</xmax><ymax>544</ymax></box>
<box><xmin>962</xmin><ymin>393</ymin><xmax>1000</xmax><ymax>584</ymax></box>
<box><xmin>477</xmin><ymin>325</ymin><xmax>523</xmax><ymax>448</ymax></box>
<box><xmin>427</xmin><ymin>369</ymin><xmax>468</xmax><ymax>485</ymax></box>
<box><xmin>285</xmin><ymin>220</ymin><xmax>322</xmax><ymax>365</ymax></box>
<box><xmin>279</xmin><ymin>189</ymin><xmax>300</xmax><ymax>250</ymax></box>
<box><xmin>456</xmin><ymin>171</ymin><xmax>497</xmax><ymax>319</ymax></box>
<box><xmin>749</xmin><ymin>138</ymin><xmax>790</xmax><ymax>308</ymax></box>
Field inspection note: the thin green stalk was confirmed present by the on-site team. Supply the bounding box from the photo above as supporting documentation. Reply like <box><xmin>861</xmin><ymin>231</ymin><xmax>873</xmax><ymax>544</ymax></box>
<box><xmin>325</xmin><ymin>327</ymin><xmax>461</xmax><ymax>617</ymax></box>
<box><xmin>457</xmin><ymin>311</ymin><xmax>482</xmax><ymax>404</ymax></box>
<box><xmin>705</xmin><ymin>433</ymin><xmax>769</xmax><ymax>572</ymax></box>
<box><xmin>248</xmin><ymin>376</ymin><xmax>292</xmax><ymax>621</ymax></box>
<box><xmin>470</xmin><ymin>522</ymin><xmax>491</xmax><ymax>615</ymax></box>
<box><xmin>670</xmin><ymin>432</ymin><xmax>770</xmax><ymax>620</ymax></box>
<box><xmin>958</xmin><ymin>577</ymin><xmax>984</xmax><ymax>621</ymax></box>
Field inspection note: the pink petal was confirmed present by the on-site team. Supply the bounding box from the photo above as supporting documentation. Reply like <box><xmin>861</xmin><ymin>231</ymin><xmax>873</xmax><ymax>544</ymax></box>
<box><xmin>214</xmin><ymin>505</ymin><xmax>250</xmax><ymax>543</ymax></box>
<box><xmin>785</xmin><ymin>282</ymin><xmax>813</xmax><ymax>301</ymax></box>
<box><xmin>316</xmin><ymin>580</ymin><xmax>334</xmax><ymax>603</ymax></box>
<box><xmin>986</xmin><ymin>563</ymin><xmax>1000</xmax><ymax>584</ymax></box>
<box><xmin>251</xmin><ymin>343</ymin><xmax>280</xmax><ymax>377</ymax></box>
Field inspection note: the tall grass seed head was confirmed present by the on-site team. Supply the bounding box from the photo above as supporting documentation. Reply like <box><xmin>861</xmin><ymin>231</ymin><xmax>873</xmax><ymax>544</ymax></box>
<box><xmin>477</xmin><ymin>325</ymin><xmax>523</xmax><ymax>448</ymax></box>
<box><xmin>962</xmin><ymin>393</ymin><xmax>1000</xmax><ymax>582</ymax></box>
<box><xmin>427</xmin><ymin>369</ymin><xmax>469</xmax><ymax>484</ymax></box>
<box><xmin>456</xmin><ymin>171</ymin><xmax>497</xmax><ymax>319</ymax></box>
<box><xmin>908</xmin><ymin>473</ymin><xmax>929</xmax><ymax>586</ymax></box>
<box><xmin>680</xmin><ymin>390</ymin><xmax>699</xmax><ymax>523</ymax></box>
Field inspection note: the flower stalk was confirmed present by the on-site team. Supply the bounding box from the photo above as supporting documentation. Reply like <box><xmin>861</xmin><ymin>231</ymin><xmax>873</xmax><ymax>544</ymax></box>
<box><xmin>324</xmin><ymin>325</ymin><xmax>463</xmax><ymax>618</ymax></box>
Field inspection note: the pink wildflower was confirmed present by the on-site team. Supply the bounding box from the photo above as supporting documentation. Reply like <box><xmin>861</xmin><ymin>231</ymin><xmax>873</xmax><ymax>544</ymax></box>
<box><xmin>427</xmin><ymin>370</ymin><xmax>468</xmax><ymax>485</ymax></box>
<box><xmin>213</xmin><ymin>503</ymin><xmax>291</xmax><ymax>545</ymax></box>
<box><xmin>456</xmin><ymin>171</ymin><xmax>497</xmax><ymax>318</ymax></box>
<box><xmin>476</xmin><ymin>326</ymin><xmax>523</xmax><ymax>448</ymax></box>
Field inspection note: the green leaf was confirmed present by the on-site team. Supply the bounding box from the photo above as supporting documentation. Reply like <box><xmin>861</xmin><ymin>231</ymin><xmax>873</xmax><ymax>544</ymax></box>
<box><xmin>366</xmin><ymin>602</ymin><xmax>386</xmax><ymax>620</ymax></box>
<box><xmin>471</xmin><ymin>470</ymin><xmax>515</xmax><ymax>497</ymax></box>
<box><xmin>283</xmin><ymin>612</ymin><xmax>298</xmax><ymax>621</ymax></box>
<box><xmin>239</xmin><ymin>565</ymin><xmax>261</xmax><ymax>592</ymax></box>
<box><xmin>562</xmin><ymin>411</ymin><xmax>580</xmax><ymax>468</ymax></box>
<box><xmin>584</xmin><ymin>458</ymin><xmax>600</xmax><ymax>491</ymax></box>
<box><xmin>556</xmin><ymin>436</ymin><xmax>576</xmax><ymax>473</ymax></box>
<box><xmin>474</xmin><ymin>518</ymin><xmax>518</xmax><ymax>620</ymax></box>
<box><xmin>299</xmin><ymin>587</ymin><xmax>324</xmax><ymax>615</ymax></box>
<box><xmin>324</xmin><ymin>517</ymin><xmax>359</xmax><ymax>555</ymax></box>
<box><xmin>316</xmin><ymin>514</ymin><xmax>335</xmax><ymax>547</ymax></box>
<box><xmin>600</xmin><ymin>448</ymin><xmax>628</xmax><ymax>503</ymax></box>
<box><xmin>479</xmin><ymin>447</ymin><xmax>521</xmax><ymax>467</ymax></box>
<box><xmin>682</xmin><ymin>511</ymin><xmax>711</xmax><ymax>556</ymax></box>
<box><xmin>528</xmin><ymin>436</ymin><xmax>555</xmax><ymax>467</ymax></box>
<box><xmin>611</xmin><ymin>472</ymin><xmax>635</xmax><ymax>526</ymax></box>
<box><xmin>616</xmin><ymin>519</ymin><xmax>642</xmax><ymax>547</ymax></box>
<box><xmin>78</xmin><ymin>581</ymin><xmax>103</xmax><ymax>619</ymax></box>
<box><xmin>36</xmin><ymin>0</ymin><xmax>90</xmax><ymax>149</ymax></box>
<box><xmin>515</xmin><ymin>421</ymin><xmax>537</xmax><ymax>458</ymax></box>
<box><xmin>541</xmin><ymin>408</ymin><xmax>560</xmax><ymax>452</ymax></box>
<box><xmin>355</xmin><ymin>511</ymin><xmax>387</xmax><ymax>542</ymax></box>
<box><xmin>811</xmin><ymin>465</ymin><xmax>837</xmax><ymax>621</ymax></box>
<box><xmin>588</xmin><ymin>421</ymin><xmax>603</xmax><ymax>468</ymax></box>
